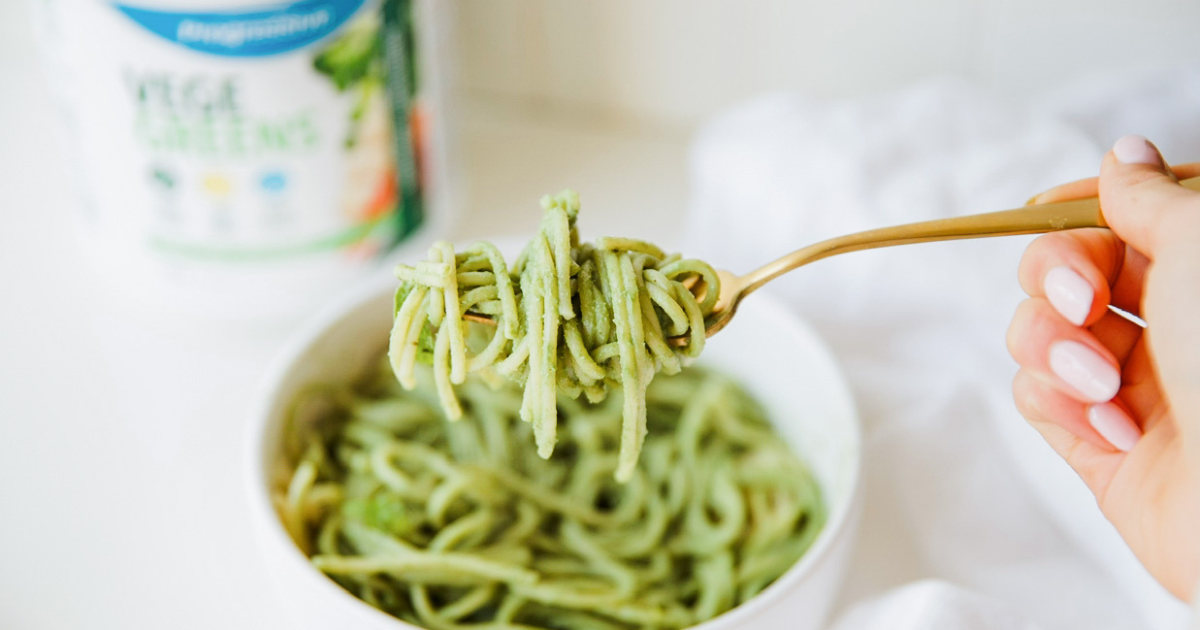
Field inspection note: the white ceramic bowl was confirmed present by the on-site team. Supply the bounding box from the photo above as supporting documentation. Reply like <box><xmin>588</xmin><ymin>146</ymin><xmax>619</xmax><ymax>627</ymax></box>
<box><xmin>246</xmin><ymin>276</ymin><xmax>863</xmax><ymax>630</ymax></box>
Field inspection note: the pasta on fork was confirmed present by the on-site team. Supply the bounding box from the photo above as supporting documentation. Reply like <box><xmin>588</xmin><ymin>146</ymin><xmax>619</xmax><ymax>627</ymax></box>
<box><xmin>389</xmin><ymin>191</ymin><xmax>720</xmax><ymax>481</ymax></box>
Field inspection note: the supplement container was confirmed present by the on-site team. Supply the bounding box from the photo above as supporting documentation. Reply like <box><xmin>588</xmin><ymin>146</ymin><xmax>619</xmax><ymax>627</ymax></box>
<box><xmin>29</xmin><ymin>0</ymin><xmax>457</xmax><ymax>318</ymax></box>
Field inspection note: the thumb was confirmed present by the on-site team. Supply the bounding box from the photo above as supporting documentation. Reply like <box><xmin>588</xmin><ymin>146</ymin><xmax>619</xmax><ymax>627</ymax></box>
<box><xmin>1099</xmin><ymin>135</ymin><xmax>1200</xmax><ymax>256</ymax></box>
<box><xmin>1103</xmin><ymin>136</ymin><xmax>1200</xmax><ymax>464</ymax></box>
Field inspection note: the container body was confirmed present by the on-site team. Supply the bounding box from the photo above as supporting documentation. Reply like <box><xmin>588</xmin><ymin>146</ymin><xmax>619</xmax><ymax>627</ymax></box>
<box><xmin>30</xmin><ymin>0</ymin><xmax>455</xmax><ymax>318</ymax></box>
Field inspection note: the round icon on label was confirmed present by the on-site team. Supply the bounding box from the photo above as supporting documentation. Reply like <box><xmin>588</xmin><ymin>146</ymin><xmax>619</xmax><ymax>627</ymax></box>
<box><xmin>202</xmin><ymin>174</ymin><xmax>232</xmax><ymax>198</ymax></box>
<box><xmin>260</xmin><ymin>171</ymin><xmax>288</xmax><ymax>194</ymax></box>
<box><xmin>149</xmin><ymin>165</ymin><xmax>176</xmax><ymax>191</ymax></box>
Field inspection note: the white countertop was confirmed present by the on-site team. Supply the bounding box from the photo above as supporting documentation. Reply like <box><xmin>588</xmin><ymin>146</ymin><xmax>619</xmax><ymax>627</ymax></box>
<box><xmin>0</xmin><ymin>6</ymin><xmax>691</xmax><ymax>630</ymax></box>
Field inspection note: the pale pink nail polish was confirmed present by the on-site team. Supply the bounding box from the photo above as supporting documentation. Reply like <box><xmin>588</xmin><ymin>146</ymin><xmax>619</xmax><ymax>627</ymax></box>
<box><xmin>1112</xmin><ymin>135</ymin><xmax>1159</xmax><ymax>165</ymax></box>
<box><xmin>1044</xmin><ymin>266</ymin><xmax>1093</xmax><ymax>326</ymax></box>
<box><xmin>1088</xmin><ymin>403</ymin><xmax>1141</xmax><ymax>452</ymax></box>
<box><xmin>1049</xmin><ymin>340</ymin><xmax>1120</xmax><ymax>402</ymax></box>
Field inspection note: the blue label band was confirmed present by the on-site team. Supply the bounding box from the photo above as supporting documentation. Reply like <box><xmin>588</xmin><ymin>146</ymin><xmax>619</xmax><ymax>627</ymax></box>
<box><xmin>115</xmin><ymin>0</ymin><xmax>369</xmax><ymax>57</ymax></box>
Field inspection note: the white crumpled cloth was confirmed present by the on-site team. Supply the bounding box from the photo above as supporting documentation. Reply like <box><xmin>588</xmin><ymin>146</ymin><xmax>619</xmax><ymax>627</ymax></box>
<box><xmin>684</xmin><ymin>69</ymin><xmax>1200</xmax><ymax>630</ymax></box>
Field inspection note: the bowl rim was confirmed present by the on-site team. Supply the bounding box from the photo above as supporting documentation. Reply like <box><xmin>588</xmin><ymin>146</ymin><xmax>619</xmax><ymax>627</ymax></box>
<box><xmin>244</xmin><ymin>274</ymin><xmax>863</xmax><ymax>630</ymax></box>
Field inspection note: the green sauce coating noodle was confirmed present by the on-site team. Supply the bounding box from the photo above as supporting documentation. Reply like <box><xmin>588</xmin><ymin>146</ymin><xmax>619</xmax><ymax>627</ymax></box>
<box><xmin>277</xmin><ymin>359</ymin><xmax>825</xmax><ymax>630</ymax></box>
<box><xmin>389</xmin><ymin>191</ymin><xmax>720</xmax><ymax>481</ymax></box>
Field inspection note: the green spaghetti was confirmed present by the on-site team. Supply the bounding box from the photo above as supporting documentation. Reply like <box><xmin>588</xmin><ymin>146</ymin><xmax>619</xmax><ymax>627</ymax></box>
<box><xmin>278</xmin><ymin>358</ymin><xmax>825</xmax><ymax>630</ymax></box>
<box><xmin>388</xmin><ymin>191</ymin><xmax>720</xmax><ymax>481</ymax></box>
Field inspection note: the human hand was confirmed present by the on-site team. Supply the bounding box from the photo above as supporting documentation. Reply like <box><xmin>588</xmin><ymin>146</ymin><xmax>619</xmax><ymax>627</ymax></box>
<box><xmin>1007</xmin><ymin>135</ymin><xmax>1200</xmax><ymax>600</ymax></box>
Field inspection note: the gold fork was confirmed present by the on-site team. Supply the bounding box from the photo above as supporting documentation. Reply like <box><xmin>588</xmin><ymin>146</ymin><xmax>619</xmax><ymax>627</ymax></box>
<box><xmin>465</xmin><ymin>176</ymin><xmax>1200</xmax><ymax>346</ymax></box>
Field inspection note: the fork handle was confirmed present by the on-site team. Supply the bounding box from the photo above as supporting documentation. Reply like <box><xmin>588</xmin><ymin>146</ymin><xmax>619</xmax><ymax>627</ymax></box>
<box><xmin>741</xmin><ymin>175</ymin><xmax>1200</xmax><ymax>295</ymax></box>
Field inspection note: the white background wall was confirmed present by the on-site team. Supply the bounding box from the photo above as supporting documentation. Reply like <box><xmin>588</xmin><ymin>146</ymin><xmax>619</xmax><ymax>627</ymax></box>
<box><xmin>451</xmin><ymin>0</ymin><xmax>1200</xmax><ymax>128</ymax></box>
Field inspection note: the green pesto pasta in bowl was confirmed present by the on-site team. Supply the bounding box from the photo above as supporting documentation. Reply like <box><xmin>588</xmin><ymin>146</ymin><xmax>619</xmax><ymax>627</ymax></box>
<box><xmin>279</xmin><ymin>360</ymin><xmax>824</xmax><ymax>630</ymax></box>
<box><xmin>249</xmin><ymin>193</ymin><xmax>862</xmax><ymax>630</ymax></box>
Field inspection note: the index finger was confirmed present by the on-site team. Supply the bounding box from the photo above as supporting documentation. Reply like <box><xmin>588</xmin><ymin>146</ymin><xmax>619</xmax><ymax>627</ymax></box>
<box><xmin>1017</xmin><ymin>229</ymin><xmax>1121</xmax><ymax>325</ymax></box>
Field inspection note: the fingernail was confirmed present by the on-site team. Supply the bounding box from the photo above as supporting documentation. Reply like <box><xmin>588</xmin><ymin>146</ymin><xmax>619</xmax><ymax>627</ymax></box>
<box><xmin>1049</xmin><ymin>340</ymin><xmax>1121</xmax><ymax>402</ymax></box>
<box><xmin>1088</xmin><ymin>402</ymin><xmax>1141</xmax><ymax>452</ymax></box>
<box><xmin>1044</xmin><ymin>266</ymin><xmax>1093</xmax><ymax>326</ymax></box>
<box><xmin>1112</xmin><ymin>135</ymin><xmax>1160</xmax><ymax>165</ymax></box>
